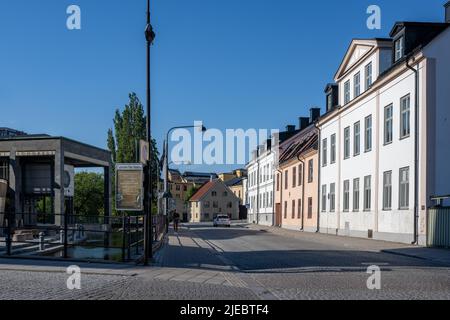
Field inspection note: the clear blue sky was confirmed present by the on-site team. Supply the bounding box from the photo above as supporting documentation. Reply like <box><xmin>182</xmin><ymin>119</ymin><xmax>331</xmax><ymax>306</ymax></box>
<box><xmin>0</xmin><ymin>0</ymin><xmax>445</xmax><ymax>173</ymax></box>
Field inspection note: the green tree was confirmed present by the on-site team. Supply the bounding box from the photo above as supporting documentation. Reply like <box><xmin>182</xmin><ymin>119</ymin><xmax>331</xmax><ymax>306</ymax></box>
<box><xmin>186</xmin><ymin>186</ymin><xmax>200</xmax><ymax>201</ymax></box>
<box><xmin>107</xmin><ymin>93</ymin><xmax>160</xmax><ymax>214</ymax></box>
<box><xmin>74</xmin><ymin>172</ymin><xmax>104</xmax><ymax>216</ymax></box>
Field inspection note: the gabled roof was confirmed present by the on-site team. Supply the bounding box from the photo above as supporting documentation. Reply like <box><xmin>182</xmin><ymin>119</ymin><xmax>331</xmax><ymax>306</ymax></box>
<box><xmin>279</xmin><ymin>126</ymin><xmax>318</xmax><ymax>165</ymax></box>
<box><xmin>225</xmin><ymin>177</ymin><xmax>243</xmax><ymax>187</ymax></box>
<box><xmin>189</xmin><ymin>181</ymin><xmax>215</xmax><ymax>202</ymax></box>
<box><xmin>334</xmin><ymin>38</ymin><xmax>392</xmax><ymax>81</ymax></box>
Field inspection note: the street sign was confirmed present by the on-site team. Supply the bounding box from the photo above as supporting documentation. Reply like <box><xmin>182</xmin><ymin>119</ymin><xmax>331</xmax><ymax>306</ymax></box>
<box><xmin>115</xmin><ymin>164</ymin><xmax>144</xmax><ymax>211</ymax></box>
<box><xmin>139</xmin><ymin>140</ymin><xmax>150</xmax><ymax>165</ymax></box>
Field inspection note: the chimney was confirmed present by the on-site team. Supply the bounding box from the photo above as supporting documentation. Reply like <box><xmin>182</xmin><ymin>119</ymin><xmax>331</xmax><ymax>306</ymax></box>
<box><xmin>299</xmin><ymin>117</ymin><xmax>310</xmax><ymax>131</ymax></box>
<box><xmin>252</xmin><ymin>150</ymin><xmax>258</xmax><ymax>160</ymax></box>
<box><xmin>446</xmin><ymin>1</ymin><xmax>450</xmax><ymax>23</ymax></box>
<box><xmin>286</xmin><ymin>125</ymin><xmax>296</xmax><ymax>132</ymax></box>
<box><xmin>310</xmin><ymin>108</ymin><xmax>321</xmax><ymax>124</ymax></box>
<box><xmin>266</xmin><ymin>139</ymin><xmax>272</xmax><ymax>151</ymax></box>
<box><xmin>325</xmin><ymin>83</ymin><xmax>339</xmax><ymax>112</ymax></box>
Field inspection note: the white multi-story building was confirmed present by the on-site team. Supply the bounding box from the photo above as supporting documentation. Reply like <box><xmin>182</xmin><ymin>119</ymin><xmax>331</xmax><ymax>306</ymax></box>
<box><xmin>318</xmin><ymin>11</ymin><xmax>450</xmax><ymax>245</ymax></box>
<box><xmin>246</xmin><ymin>138</ymin><xmax>276</xmax><ymax>226</ymax></box>
<box><xmin>246</xmin><ymin>127</ymin><xmax>300</xmax><ymax>226</ymax></box>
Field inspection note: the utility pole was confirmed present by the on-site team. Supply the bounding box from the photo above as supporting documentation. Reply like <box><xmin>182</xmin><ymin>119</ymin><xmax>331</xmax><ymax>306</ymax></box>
<box><xmin>144</xmin><ymin>0</ymin><xmax>156</xmax><ymax>265</ymax></box>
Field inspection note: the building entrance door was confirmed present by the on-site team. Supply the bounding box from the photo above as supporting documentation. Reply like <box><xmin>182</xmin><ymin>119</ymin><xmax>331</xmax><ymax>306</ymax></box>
<box><xmin>275</xmin><ymin>203</ymin><xmax>281</xmax><ymax>227</ymax></box>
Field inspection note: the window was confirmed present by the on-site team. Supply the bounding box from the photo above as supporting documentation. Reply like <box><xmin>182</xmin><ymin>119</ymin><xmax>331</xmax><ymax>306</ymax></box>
<box><xmin>399</xmin><ymin>167</ymin><xmax>410</xmax><ymax>209</ymax></box>
<box><xmin>213</xmin><ymin>201</ymin><xmax>218</xmax><ymax>208</ymax></box>
<box><xmin>344</xmin><ymin>127</ymin><xmax>350</xmax><ymax>159</ymax></box>
<box><xmin>0</xmin><ymin>159</ymin><xmax>8</xmax><ymax>181</ymax></box>
<box><xmin>330</xmin><ymin>183</ymin><xmax>336</xmax><ymax>212</ymax></box>
<box><xmin>394</xmin><ymin>37</ymin><xmax>404</xmax><ymax>62</ymax></box>
<box><xmin>284</xmin><ymin>170</ymin><xmax>288</xmax><ymax>189</ymax></box>
<box><xmin>223</xmin><ymin>191</ymin><xmax>228</xmax><ymax>197</ymax></box>
<box><xmin>292</xmin><ymin>166</ymin><xmax>297</xmax><ymax>188</ymax></box>
<box><xmin>298</xmin><ymin>199</ymin><xmax>302</xmax><ymax>219</ymax></box>
<box><xmin>183</xmin><ymin>185</ymin><xmax>187</xmax><ymax>191</ymax></box>
<box><xmin>212</xmin><ymin>191</ymin><xmax>217</xmax><ymax>197</ymax></box>
<box><xmin>343</xmin><ymin>180</ymin><xmax>350</xmax><ymax>212</ymax></box>
<box><xmin>322</xmin><ymin>138</ymin><xmax>328</xmax><ymax>166</ymax></box>
<box><xmin>284</xmin><ymin>201</ymin><xmax>288</xmax><ymax>219</ymax></box>
<box><xmin>353</xmin><ymin>178</ymin><xmax>360</xmax><ymax>212</ymax></box>
<box><xmin>383</xmin><ymin>171</ymin><xmax>392</xmax><ymax>210</ymax></box>
<box><xmin>276</xmin><ymin>173</ymin><xmax>280</xmax><ymax>191</ymax></box>
<box><xmin>365</xmin><ymin>115</ymin><xmax>372</xmax><ymax>152</ymax></box>
<box><xmin>327</xmin><ymin>93</ymin><xmax>333</xmax><ymax>111</ymax></box>
<box><xmin>176</xmin><ymin>185</ymin><xmax>180</xmax><ymax>191</ymax></box>
<box><xmin>354</xmin><ymin>72</ymin><xmax>361</xmax><ymax>98</ymax></box>
<box><xmin>308</xmin><ymin>159</ymin><xmax>314</xmax><ymax>183</ymax></box>
<box><xmin>321</xmin><ymin>185</ymin><xmax>327</xmax><ymax>212</ymax></box>
<box><xmin>330</xmin><ymin>134</ymin><xmax>336</xmax><ymax>164</ymax></box>
<box><xmin>365</xmin><ymin>62</ymin><xmax>372</xmax><ymax>90</ymax></box>
<box><xmin>227</xmin><ymin>202</ymin><xmax>233</xmax><ymax>208</ymax></box>
<box><xmin>384</xmin><ymin>104</ymin><xmax>393</xmax><ymax>144</ymax></box>
<box><xmin>400</xmin><ymin>95</ymin><xmax>411</xmax><ymax>139</ymax></box>
<box><xmin>344</xmin><ymin>80</ymin><xmax>351</xmax><ymax>104</ymax></box>
<box><xmin>292</xmin><ymin>200</ymin><xmax>296</xmax><ymax>219</ymax></box>
<box><xmin>308</xmin><ymin>198</ymin><xmax>313</xmax><ymax>219</ymax></box>
<box><xmin>298</xmin><ymin>164</ymin><xmax>302</xmax><ymax>186</ymax></box>
<box><xmin>204</xmin><ymin>201</ymin><xmax>210</xmax><ymax>208</ymax></box>
<box><xmin>364</xmin><ymin>176</ymin><xmax>372</xmax><ymax>211</ymax></box>
<box><xmin>354</xmin><ymin>122</ymin><xmax>360</xmax><ymax>156</ymax></box>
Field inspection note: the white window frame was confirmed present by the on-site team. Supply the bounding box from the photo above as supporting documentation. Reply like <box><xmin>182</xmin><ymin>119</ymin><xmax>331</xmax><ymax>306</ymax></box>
<box><xmin>344</xmin><ymin>127</ymin><xmax>350</xmax><ymax>159</ymax></box>
<box><xmin>344</xmin><ymin>80</ymin><xmax>351</xmax><ymax>104</ymax></box>
<box><xmin>364</xmin><ymin>175</ymin><xmax>371</xmax><ymax>211</ymax></box>
<box><xmin>399</xmin><ymin>167</ymin><xmax>410</xmax><ymax>210</ymax></box>
<box><xmin>354</xmin><ymin>121</ymin><xmax>360</xmax><ymax>156</ymax></box>
<box><xmin>354</xmin><ymin>72</ymin><xmax>361</xmax><ymax>98</ymax></box>
<box><xmin>400</xmin><ymin>95</ymin><xmax>411</xmax><ymax>139</ymax></box>
<box><xmin>343</xmin><ymin>180</ymin><xmax>350</xmax><ymax>212</ymax></box>
<box><xmin>365</xmin><ymin>115</ymin><xmax>372</xmax><ymax>152</ymax></box>
<box><xmin>384</xmin><ymin>104</ymin><xmax>393</xmax><ymax>145</ymax></box>
<box><xmin>353</xmin><ymin>178</ymin><xmax>360</xmax><ymax>212</ymax></box>
<box><xmin>383</xmin><ymin>171</ymin><xmax>392</xmax><ymax>211</ymax></box>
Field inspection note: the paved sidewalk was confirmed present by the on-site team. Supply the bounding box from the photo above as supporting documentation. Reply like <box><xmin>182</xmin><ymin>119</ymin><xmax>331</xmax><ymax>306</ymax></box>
<box><xmin>244</xmin><ymin>224</ymin><xmax>450</xmax><ymax>266</ymax></box>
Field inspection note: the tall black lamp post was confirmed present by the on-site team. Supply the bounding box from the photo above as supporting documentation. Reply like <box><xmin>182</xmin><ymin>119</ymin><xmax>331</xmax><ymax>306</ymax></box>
<box><xmin>144</xmin><ymin>0</ymin><xmax>156</xmax><ymax>266</ymax></box>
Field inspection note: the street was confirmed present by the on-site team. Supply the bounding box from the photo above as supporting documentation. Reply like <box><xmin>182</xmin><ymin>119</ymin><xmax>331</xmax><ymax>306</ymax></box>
<box><xmin>1</xmin><ymin>223</ymin><xmax>449</xmax><ymax>300</ymax></box>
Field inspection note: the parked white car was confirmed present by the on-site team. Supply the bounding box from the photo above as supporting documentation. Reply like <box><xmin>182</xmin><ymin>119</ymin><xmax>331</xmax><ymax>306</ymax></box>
<box><xmin>213</xmin><ymin>215</ymin><xmax>231</xmax><ymax>228</ymax></box>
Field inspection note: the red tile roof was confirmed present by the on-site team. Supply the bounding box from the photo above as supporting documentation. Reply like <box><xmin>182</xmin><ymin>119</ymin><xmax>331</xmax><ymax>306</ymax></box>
<box><xmin>189</xmin><ymin>180</ymin><xmax>215</xmax><ymax>202</ymax></box>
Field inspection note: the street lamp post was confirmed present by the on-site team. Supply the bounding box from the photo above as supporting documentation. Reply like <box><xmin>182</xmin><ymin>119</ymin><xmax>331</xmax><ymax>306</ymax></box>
<box><xmin>144</xmin><ymin>0</ymin><xmax>156</xmax><ymax>266</ymax></box>
<box><xmin>163</xmin><ymin>125</ymin><xmax>206</xmax><ymax>227</ymax></box>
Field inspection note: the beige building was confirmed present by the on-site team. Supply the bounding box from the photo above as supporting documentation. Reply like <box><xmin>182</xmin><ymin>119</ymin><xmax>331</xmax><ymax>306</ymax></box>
<box><xmin>218</xmin><ymin>169</ymin><xmax>247</xmax><ymax>205</ymax></box>
<box><xmin>275</xmin><ymin>124</ymin><xmax>319</xmax><ymax>232</ymax></box>
<box><xmin>189</xmin><ymin>179</ymin><xmax>240</xmax><ymax>222</ymax></box>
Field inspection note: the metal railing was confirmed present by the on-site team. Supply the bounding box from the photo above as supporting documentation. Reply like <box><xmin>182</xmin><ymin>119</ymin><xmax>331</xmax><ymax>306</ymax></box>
<box><xmin>0</xmin><ymin>212</ymin><xmax>166</xmax><ymax>262</ymax></box>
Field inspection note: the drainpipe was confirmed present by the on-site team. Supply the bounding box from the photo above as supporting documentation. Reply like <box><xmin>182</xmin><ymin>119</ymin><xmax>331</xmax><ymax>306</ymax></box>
<box><xmin>406</xmin><ymin>56</ymin><xmax>419</xmax><ymax>245</ymax></box>
<box><xmin>276</xmin><ymin>168</ymin><xmax>283</xmax><ymax>227</ymax></box>
<box><xmin>314</xmin><ymin>122</ymin><xmax>321</xmax><ymax>233</ymax></box>
<box><xmin>296</xmin><ymin>154</ymin><xmax>306</xmax><ymax>231</ymax></box>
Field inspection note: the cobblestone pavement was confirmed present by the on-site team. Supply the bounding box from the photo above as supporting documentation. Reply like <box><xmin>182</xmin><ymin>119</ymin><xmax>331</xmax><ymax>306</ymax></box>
<box><xmin>0</xmin><ymin>223</ymin><xmax>449</xmax><ymax>300</ymax></box>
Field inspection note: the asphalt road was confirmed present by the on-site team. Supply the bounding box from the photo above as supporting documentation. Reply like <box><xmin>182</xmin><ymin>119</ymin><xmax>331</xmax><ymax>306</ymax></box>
<box><xmin>0</xmin><ymin>223</ymin><xmax>449</xmax><ymax>300</ymax></box>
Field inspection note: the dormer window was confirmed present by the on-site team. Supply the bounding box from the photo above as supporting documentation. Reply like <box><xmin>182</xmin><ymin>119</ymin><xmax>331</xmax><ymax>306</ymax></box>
<box><xmin>327</xmin><ymin>93</ymin><xmax>333</xmax><ymax>111</ymax></box>
<box><xmin>394</xmin><ymin>36</ymin><xmax>404</xmax><ymax>62</ymax></box>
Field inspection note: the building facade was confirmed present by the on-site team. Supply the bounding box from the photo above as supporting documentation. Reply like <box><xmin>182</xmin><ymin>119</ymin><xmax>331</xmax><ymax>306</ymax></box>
<box><xmin>246</xmin><ymin>138</ymin><xmax>276</xmax><ymax>226</ymax></box>
<box><xmin>189</xmin><ymin>179</ymin><xmax>240</xmax><ymax>222</ymax></box>
<box><xmin>318</xmin><ymin>18</ymin><xmax>450</xmax><ymax>245</ymax></box>
<box><xmin>276</xmin><ymin>123</ymin><xmax>319</xmax><ymax>232</ymax></box>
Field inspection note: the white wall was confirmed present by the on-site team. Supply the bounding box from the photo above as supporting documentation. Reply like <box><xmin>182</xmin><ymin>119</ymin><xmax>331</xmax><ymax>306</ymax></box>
<box><xmin>320</xmin><ymin>44</ymin><xmax>419</xmax><ymax>243</ymax></box>
<box><xmin>423</xmin><ymin>28</ymin><xmax>450</xmax><ymax>206</ymax></box>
